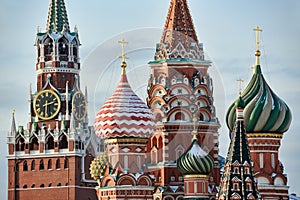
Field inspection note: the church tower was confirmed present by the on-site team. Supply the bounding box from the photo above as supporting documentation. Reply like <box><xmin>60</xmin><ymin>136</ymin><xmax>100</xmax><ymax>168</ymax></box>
<box><xmin>218</xmin><ymin>96</ymin><xmax>259</xmax><ymax>200</ymax></box>
<box><xmin>92</xmin><ymin>40</ymin><xmax>156</xmax><ymax>200</ymax></box>
<box><xmin>146</xmin><ymin>0</ymin><xmax>221</xmax><ymax>196</ymax></box>
<box><xmin>7</xmin><ymin>0</ymin><xmax>100</xmax><ymax>199</ymax></box>
<box><xmin>226</xmin><ymin>27</ymin><xmax>292</xmax><ymax>200</ymax></box>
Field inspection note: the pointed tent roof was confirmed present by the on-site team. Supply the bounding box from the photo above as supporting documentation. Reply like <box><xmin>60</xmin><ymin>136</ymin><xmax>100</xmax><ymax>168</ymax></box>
<box><xmin>46</xmin><ymin>0</ymin><xmax>70</xmax><ymax>33</ymax></box>
<box><xmin>218</xmin><ymin>102</ymin><xmax>259</xmax><ymax>199</ymax></box>
<box><xmin>9</xmin><ymin>110</ymin><xmax>17</xmax><ymax>137</ymax></box>
<box><xmin>155</xmin><ymin>0</ymin><xmax>203</xmax><ymax>60</ymax></box>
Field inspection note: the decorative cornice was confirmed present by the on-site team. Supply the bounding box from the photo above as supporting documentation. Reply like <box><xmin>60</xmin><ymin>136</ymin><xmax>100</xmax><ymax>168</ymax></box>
<box><xmin>104</xmin><ymin>138</ymin><xmax>149</xmax><ymax>144</ymax></box>
<box><xmin>247</xmin><ymin>133</ymin><xmax>283</xmax><ymax>138</ymax></box>
<box><xmin>184</xmin><ymin>174</ymin><xmax>209</xmax><ymax>179</ymax></box>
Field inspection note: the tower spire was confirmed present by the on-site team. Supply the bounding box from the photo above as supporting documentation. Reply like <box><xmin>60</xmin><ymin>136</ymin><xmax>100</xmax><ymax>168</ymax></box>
<box><xmin>9</xmin><ymin>110</ymin><xmax>17</xmax><ymax>137</ymax></box>
<box><xmin>253</xmin><ymin>26</ymin><xmax>263</xmax><ymax>66</ymax></box>
<box><xmin>218</xmin><ymin>98</ymin><xmax>258</xmax><ymax>199</ymax></box>
<box><xmin>118</xmin><ymin>38</ymin><xmax>129</xmax><ymax>75</ymax></box>
<box><xmin>156</xmin><ymin>0</ymin><xmax>203</xmax><ymax>60</ymax></box>
<box><xmin>46</xmin><ymin>0</ymin><xmax>70</xmax><ymax>32</ymax></box>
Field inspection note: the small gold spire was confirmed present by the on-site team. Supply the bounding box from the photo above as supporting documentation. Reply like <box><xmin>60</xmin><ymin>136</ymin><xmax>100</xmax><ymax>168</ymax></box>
<box><xmin>118</xmin><ymin>38</ymin><xmax>129</xmax><ymax>75</ymax></box>
<box><xmin>237</xmin><ymin>78</ymin><xmax>244</xmax><ymax>96</ymax></box>
<box><xmin>12</xmin><ymin>109</ymin><xmax>16</xmax><ymax>115</ymax></box>
<box><xmin>253</xmin><ymin>26</ymin><xmax>263</xmax><ymax>66</ymax></box>
<box><xmin>192</xmin><ymin>114</ymin><xmax>198</xmax><ymax>140</ymax></box>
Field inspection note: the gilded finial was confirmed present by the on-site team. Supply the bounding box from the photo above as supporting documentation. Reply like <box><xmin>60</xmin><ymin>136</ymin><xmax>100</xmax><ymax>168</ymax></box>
<box><xmin>118</xmin><ymin>38</ymin><xmax>129</xmax><ymax>75</ymax></box>
<box><xmin>237</xmin><ymin>78</ymin><xmax>244</xmax><ymax>96</ymax></box>
<box><xmin>192</xmin><ymin>114</ymin><xmax>198</xmax><ymax>140</ymax></box>
<box><xmin>253</xmin><ymin>26</ymin><xmax>263</xmax><ymax>66</ymax></box>
<box><xmin>12</xmin><ymin>109</ymin><xmax>16</xmax><ymax>116</ymax></box>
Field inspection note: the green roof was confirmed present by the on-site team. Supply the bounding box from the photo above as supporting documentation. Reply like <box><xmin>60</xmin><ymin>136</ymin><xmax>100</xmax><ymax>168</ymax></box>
<box><xmin>46</xmin><ymin>0</ymin><xmax>70</xmax><ymax>33</ymax></box>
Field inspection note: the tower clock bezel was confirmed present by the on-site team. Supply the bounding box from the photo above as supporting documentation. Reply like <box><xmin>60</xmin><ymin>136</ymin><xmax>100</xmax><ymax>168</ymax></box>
<box><xmin>33</xmin><ymin>89</ymin><xmax>61</xmax><ymax>120</ymax></box>
<box><xmin>72</xmin><ymin>91</ymin><xmax>87</xmax><ymax>121</ymax></box>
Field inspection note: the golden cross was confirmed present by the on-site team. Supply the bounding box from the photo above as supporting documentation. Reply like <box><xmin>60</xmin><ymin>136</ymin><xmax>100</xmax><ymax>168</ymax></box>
<box><xmin>118</xmin><ymin>38</ymin><xmax>129</xmax><ymax>62</ymax></box>
<box><xmin>253</xmin><ymin>26</ymin><xmax>263</xmax><ymax>51</ymax></box>
<box><xmin>237</xmin><ymin>78</ymin><xmax>244</xmax><ymax>95</ymax></box>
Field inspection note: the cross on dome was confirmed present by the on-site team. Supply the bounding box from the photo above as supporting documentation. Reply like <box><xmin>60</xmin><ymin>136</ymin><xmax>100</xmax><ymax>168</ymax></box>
<box><xmin>253</xmin><ymin>26</ymin><xmax>263</xmax><ymax>66</ymax></box>
<box><xmin>118</xmin><ymin>38</ymin><xmax>129</xmax><ymax>75</ymax></box>
<box><xmin>237</xmin><ymin>78</ymin><xmax>244</xmax><ymax>95</ymax></box>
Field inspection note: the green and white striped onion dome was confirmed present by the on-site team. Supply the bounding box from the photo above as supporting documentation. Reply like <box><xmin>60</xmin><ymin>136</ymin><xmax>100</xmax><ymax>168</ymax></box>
<box><xmin>226</xmin><ymin>65</ymin><xmax>292</xmax><ymax>134</ymax></box>
<box><xmin>177</xmin><ymin>139</ymin><xmax>214</xmax><ymax>175</ymax></box>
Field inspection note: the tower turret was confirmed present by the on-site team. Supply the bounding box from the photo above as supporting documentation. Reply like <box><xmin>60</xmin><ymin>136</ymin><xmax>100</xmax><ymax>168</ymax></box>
<box><xmin>146</xmin><ymin>1</ymin><xmax>220</xmax><ymax>196</ymax></box>
<box><xmin>177</xmin><ymin>116</ymin><xmax>214</xmax><ymax>199</ymax></box>
<box><xmin>7</xmin><ymin>1</ymin><xmax>99</xmax><ymax>199</ymax></box>
<box><xmin>218</xmin><ymin>95</ymin><xmax>259</xmax><ymax>200</ymax></box>
<box><xmin>225</xmin><ymin>26</ymin><xmax>292</xmax><ymax>200</ymax></box>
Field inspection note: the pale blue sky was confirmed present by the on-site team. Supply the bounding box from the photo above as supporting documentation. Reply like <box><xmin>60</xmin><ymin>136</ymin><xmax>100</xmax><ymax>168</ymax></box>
<box><xmin>0</xmin><ymin>0</ymin><xmax>299</xmax><ymax>198</ymax></box>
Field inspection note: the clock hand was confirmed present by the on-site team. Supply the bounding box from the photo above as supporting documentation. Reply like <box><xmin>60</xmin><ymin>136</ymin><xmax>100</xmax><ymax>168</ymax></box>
<box><xmin>46</xmin><ymin>101</ymin><xmax>56</xmax><ymax>106</ymax></box>
<box><xmin>43</xmin><ymin>100</ymin><xmax>48</xmax><ymax>117</ymax></box>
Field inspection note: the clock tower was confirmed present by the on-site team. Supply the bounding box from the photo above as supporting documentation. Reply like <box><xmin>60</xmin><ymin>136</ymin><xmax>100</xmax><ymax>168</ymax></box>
<box><xmin>7</xmin><ymin>0</ymin><xmax>100</xmax><ymax>199</ymax></box>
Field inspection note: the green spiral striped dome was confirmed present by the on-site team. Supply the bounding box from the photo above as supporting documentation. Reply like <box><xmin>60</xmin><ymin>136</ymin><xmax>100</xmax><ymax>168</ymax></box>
<box><xmin>177</xmin><ymin>139</ymin><xmax>214</xmax><ymax>175</ymax></box>
<box><xmin>226</xmin><ymin>65</ymin><xmax>292</xmax><ymax>134</ymax></box>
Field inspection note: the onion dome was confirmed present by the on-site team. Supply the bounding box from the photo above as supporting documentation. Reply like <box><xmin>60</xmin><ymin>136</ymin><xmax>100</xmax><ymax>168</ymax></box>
<box><xmin>94</xmin><ymin>40</ymin><xmax>155</xmax><ymax>139</ymax></box>
<box><xmin>90</xmin><ymin>152</ymin><xmax>109</xmax><ymax>181</ymax></box>
<box><xmin>226</xmin><ymin>27</ymin><xmax>292</xmax><ymax>134</ymax></box>
<box><xmin>226</xmin><ymin>65</ymin><xmax>292</xmax><ymax>134</ymax></box>
<box><xmin>177</xmin><ymin>139</ymin><xmax>214</xmax><ymax>175</ymax></box>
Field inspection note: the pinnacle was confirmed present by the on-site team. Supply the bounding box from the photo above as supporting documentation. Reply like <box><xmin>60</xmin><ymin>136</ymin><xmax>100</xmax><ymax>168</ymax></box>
<box><xmin>46</xmin><ymin>0</ymin><xmax>70</xmax><ymax>33</ymax></box>
<box><xmin>156</xmin><ymin>0</ymin><xmax>202</xmax><ymax>60</ymax></box>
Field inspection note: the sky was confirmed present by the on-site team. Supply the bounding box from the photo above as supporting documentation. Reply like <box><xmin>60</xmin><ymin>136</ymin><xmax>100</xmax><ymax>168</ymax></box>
<box><xmin>0</xmin><ymin>0</ymin><xmax>300</xmax><ymax>198</ymax></box>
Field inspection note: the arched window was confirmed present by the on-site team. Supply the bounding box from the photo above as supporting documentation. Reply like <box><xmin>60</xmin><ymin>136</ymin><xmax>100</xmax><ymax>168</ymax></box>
<box><xmin>40</xmin><ymin>184</ymin><xmax>45</xmax><ymax>188</ymax></box>
<box><xmin>23</xmin><ymin>161</ymin><xmax>28</xmax><ymax>171</ymax></box>
<box><xmin>56</xmin><ymin>159</ymin><xmax>60</xmax><ymax>169</ymax></box>
<box><xmin>31</xmin><ymin>184</ymin><xmax>35</xmax><ymax>188</ymax></box>
<box><xmin>175</xmin><ymin>112</ymin><xmax>185</xmax><ymax>121</ymax></box>
<box><xmin>233</xmin><ymin>183</ymin><xmax>239</xmax><ymax>191</ymax></box>
<box><xmin>44</xmin><ymin>38</ymin><xmax>53</xmax><ymax>57</ymax></box>
<box><xmin>16</xmin><ymin>137</ymin><xmax>25</xmax><ymax>151</ymax></box>
<box><xmin>57</xmin><ymin>183</ymin><xmax>61</xmax><ymax>187</ymax></box>
<box><xmin>199</xmin><ymin>113</ymin><xmax>204</xmax><ymax>121</ymax></box>
<box><xmin>31</xmin><ymin>160</ymin><xmax>35</xmax><ymax>171</ymax></box>
<box><xmin>58</xmin><ymin>38</ymin><xmax>68</xmax><ymax>55</ymax></box>
<box><xmin>48</xmin><ymin>159</ymin><xmax>52</xmax><ymax>170</ymax></box>
<box><xmin>46</xmin><ymin>136</ymin><xmax>54</xmax><ymax>150</ymax></box>
<box><xmin>59</xmin><ymin>135</ymin><xmax>68</xmax><ymax>149</ymax></box>
<box><xmin>64</xmin><ymin>158</ymin><xmax>69</xmax><ymax>169</ymax></box>
<box><xmin>23</xmin><ymin>184</ymin><xmax>27</xmax><ymax>189</ymax></box>
<box><xmin>30</xmin><ymin>136</ymin><xmax>39</xmax><ymax>151</ymax></box>
<box><xmin>247</xmin><ymin>183</ymin><xmax>252</xmax><ymax>191</ymax></box>
<box><xmin>39</xmin><ymin>160</ymin><xmax>44</xmax><ymax>170</ymax></box>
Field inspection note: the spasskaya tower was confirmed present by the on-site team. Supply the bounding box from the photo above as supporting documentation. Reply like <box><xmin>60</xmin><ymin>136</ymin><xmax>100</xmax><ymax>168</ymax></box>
<box><xmin>7</xmin><ymin>0</ymin><xmax>100</xmax><ymax>199</ymax></box>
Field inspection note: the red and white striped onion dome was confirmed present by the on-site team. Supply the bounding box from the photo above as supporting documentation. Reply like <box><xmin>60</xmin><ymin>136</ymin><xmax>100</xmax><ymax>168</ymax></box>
<box><xmin>94</xmin><ymin>63</ymin><xmax>155</xmax><ymax>139</ymax></box>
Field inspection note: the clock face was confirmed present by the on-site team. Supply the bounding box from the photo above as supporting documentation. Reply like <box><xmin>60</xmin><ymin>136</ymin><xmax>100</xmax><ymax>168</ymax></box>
<box><xmin>72</xmin><ymin>91</ymin><xmax>87</xmax><ymax>121</ymax></box>
<box><xmin>33</xmin><ymin>90</ymin><xmax>61</xmax><ymax>120</ymax></box>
